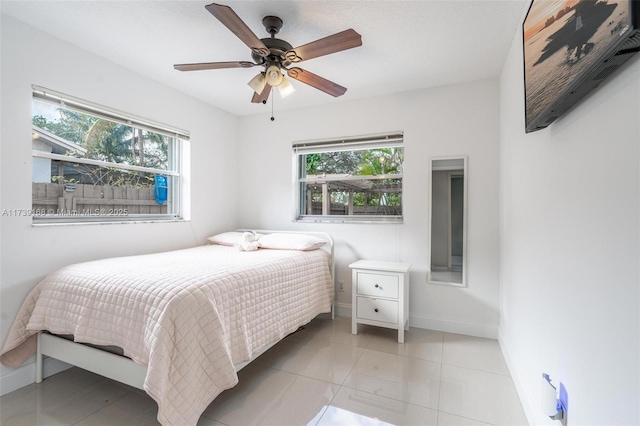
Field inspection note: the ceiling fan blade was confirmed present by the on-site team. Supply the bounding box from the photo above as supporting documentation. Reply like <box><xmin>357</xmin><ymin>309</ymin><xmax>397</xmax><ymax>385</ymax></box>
<box><xmin>174</xmin><ymin>61</ymin><xmax>256</xmax><ymax>71</ymax></box>
<box><xmin>287</xmin><ymin>67</ymin><xmax>347</xmax><ymax>97</ymax></box>
<box><xmin>285</xmin><ymin>29</ymin><xmax>362</xmax><ymax>63</ymax></box>
<box><xmin>251</xmin><ymin>84</ymin><xmax>272</xmax><ymax>104</ymax></box>
<box><xmin>205</xmin><ymin>3</ymin><xmax>270</xmax><ymax>57</ymax></box>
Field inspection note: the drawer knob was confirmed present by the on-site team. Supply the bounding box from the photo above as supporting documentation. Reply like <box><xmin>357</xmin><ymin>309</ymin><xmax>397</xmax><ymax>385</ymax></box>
<box><xmin>374</xmin><ymin>308</ymin><xmax>379</xmax><ymax>313</ymax></box>
<box><xmin>375</xmin><ymin>284</ymin><xmax>379</xmax><ymax>288</ymax></box>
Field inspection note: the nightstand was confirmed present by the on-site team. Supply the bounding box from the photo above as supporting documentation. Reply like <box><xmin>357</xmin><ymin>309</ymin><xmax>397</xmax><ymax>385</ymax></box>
<box><xmin>349</xmin><ymin>260</ymin><xmax>411</xmax><ymax>343</ymax></box>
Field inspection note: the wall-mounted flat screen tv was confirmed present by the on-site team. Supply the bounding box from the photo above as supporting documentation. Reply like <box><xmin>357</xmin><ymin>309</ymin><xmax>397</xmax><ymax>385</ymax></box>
<box><xmin>523</xmin><ymin>0</ymin><xmax>640</xmax><ymax>133</ymax></box>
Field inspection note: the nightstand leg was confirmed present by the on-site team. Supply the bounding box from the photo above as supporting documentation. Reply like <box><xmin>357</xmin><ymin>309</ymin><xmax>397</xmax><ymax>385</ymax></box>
<box><xmin>398</xmin><ymin>328</ymin><xmax>404</xmax><ymax>343</ymax></box>
<box><xmin>352</xmin><ymin>320</ymin><xmax>358</xmax><ymax>335</ymax></box>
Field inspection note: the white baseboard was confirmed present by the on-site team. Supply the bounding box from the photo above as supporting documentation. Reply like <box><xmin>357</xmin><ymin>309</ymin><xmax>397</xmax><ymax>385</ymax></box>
<box><xmin>410</xmin><ymin>313</ymin><xmax>499</xmax><ymax>339</ymax></box>
<box><xmin>0</xmin><ymin>357</ymin><xmax>71</xmax><ymax>396</ymax></box>
<box><xmin>334</xmin><ymin>302</ymin><xmax>352</xmax><ymax>318</ymax></box>
<box><xmin>499</xmin><ymin>328</ymin><xmax>546</xmax><ymax>426</ymax></box>
<box><xmin>333</xmin><ymin>304</ymin><xmax>498</xmax><ymax>339</ymax></box>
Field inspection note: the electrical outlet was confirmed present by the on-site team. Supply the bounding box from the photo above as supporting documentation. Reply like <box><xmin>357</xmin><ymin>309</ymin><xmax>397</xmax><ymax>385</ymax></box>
<box><xmin>338</xmin><ymin>281</ymin><xmax>344</xmax><ymax>292</ymax></box>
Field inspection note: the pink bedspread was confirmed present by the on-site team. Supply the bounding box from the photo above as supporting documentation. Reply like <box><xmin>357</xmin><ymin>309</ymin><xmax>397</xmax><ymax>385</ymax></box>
<box><xmin>1</xmin><ymin>245</ymin><xmax>333</xmax><ymax>425</ymax></box>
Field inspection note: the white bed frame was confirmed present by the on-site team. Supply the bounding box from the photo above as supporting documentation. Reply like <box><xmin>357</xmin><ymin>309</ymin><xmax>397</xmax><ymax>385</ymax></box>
<box><xmin>35</xmin><ymin>230</ymin><xmax>335</xmax><ymax>389</ymax></box>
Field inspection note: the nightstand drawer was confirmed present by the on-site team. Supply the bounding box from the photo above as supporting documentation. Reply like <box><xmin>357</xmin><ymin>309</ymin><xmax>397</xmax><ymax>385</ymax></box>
<box><xmin>356</xmin><ymin>272</ymin><xmax>399</xmax><ymax>299</ymax></box>
<box><xmin>356</xmin><ymin>297</ymin><xmax>398</xmax><ymax>324</ymax></box>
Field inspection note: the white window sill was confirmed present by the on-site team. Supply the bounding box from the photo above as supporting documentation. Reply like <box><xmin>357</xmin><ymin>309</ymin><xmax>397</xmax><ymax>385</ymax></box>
<box><xmin>32</xmin><ymin>218</ymin><xmax>187</xmax><ymax>227</ymax></box>
<box><xmin>294</xmin><ymin>216</ymin><xmax>403</xmax><ymax>224</ymax></box>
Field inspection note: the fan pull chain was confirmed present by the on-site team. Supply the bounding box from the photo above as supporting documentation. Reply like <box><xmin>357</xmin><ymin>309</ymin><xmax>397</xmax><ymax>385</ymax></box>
<box><xmin>270</xmin><ymin>94</ymin><xmax>275</xmax><ymax>121</ymax></box>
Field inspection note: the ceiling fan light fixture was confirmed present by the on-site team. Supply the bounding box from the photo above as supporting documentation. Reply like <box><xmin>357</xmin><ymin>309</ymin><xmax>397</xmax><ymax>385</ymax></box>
<box><xmin>265</xmin><ymin>64</ymin><xmax>283</xmax><ymax>86</ymax></box>
<box><xmin>247</xmin><ymin>72</ymin><xmax>266</xmax><ymax>94</ymax></box>
<box><xmin>278</xmin><ymin>76</ymin><xmax>295</xmax><ymax>98</ymax></box>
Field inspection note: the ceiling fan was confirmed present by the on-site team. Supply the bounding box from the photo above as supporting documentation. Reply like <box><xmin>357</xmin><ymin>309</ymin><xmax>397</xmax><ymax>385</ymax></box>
<box><xmin>174</xmin><ymin>3</ymin><xmax>362</xmax><ymax>104</ymax></box>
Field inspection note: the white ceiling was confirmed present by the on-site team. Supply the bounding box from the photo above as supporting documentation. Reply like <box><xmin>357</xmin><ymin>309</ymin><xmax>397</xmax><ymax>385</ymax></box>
<box><xmin>1</xmin><ymin>0</ymin><xmax>528</xmax><ymax>117</ymax></box>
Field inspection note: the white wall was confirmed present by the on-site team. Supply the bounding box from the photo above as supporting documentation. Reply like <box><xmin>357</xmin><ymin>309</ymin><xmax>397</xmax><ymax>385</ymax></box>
<box><xmin>499</xmin><ymin>24</ymin><xmax>640</xmax><ymax>426</ymax></box>
<box><xmin>0</xmin><ymin>15</ymin><xmax>239</xmax><ymax>393</ymax></box>
<box><xmin>237</xmin><ymin>79</ymin><xmax>502</xmax><ymax>338</ymax></box>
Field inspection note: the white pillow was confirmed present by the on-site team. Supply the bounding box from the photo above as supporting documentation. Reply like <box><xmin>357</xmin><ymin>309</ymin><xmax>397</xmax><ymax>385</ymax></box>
<box><xmin>207</xmin><ymin>231</ymin><xmax>263</xmax><ymax>246</ymax></box>
<box><xmin>258</xmin><ymin>233</ymin><xmax>326</xmax><ymax>251</ymax></box>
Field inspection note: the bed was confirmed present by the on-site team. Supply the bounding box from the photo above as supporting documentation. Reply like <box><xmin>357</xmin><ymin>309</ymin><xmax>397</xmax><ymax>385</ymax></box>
<box><xmin>0</xmin><ymin>230</ymin><xmax>335</xmax><ymax>426</ymax></box>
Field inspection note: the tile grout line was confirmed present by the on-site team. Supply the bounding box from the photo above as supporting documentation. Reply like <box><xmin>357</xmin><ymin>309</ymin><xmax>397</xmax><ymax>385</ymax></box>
<box><xmin>436</xmin><ymin>332</ymin><xmax>445</xmax><ymax>415</ymax></box>
<box><xmin>437</xmin><ymin>408</ymin><xmax>498</xmax><ymax>426</ymax></box>
<box><xmin>201</xmin><ymin>411</ymin><xmax>231</xmax><ymax>426</ymax></box>
<box><xmin>295</xmin><ymin>321</ymin><xmax>376</xmax><ymax>425</ymax></box>
<box><xmin>439</xmin><ymin>336</ymin><xmax>507</xmax><ymax>425</ymax></box>
<box><xmin>310</xmin><ymin>404</ymin><xmax>331</xmax><ymax>426</ymax></box>
<box><xmin>440</xmin><ymin>362</ymin><xmax>512</xmax><ymax>377</ymax></box>
<box><xmin>338</xmin><ymin>383</ymin><xmax>440</xmax><ymax>415</ymax></box>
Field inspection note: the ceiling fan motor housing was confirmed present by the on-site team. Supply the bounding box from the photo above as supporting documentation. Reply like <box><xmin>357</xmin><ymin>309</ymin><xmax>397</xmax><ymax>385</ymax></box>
<box><xmin>251</xmin><ymin>37</ymin><xmax>294</xmax><ymax>66</ymax></box>
<box><xmin>248</xmin><ymin>16</ymin><xmax>294</xmax><ymax>67</ymax></box>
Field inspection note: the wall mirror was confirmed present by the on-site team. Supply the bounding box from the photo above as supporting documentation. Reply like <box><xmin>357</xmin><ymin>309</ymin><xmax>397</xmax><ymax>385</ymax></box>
<box><xmin>428</xmin><ymin>156</ymin><xmax>467</xmax><ymax>286</ymax></box>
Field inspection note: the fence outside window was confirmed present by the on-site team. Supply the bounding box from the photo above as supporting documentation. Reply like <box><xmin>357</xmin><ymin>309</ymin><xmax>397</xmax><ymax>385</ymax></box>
<box><xmin>31</xmin><ymin>86</ymin><xmax>188</xmax><ymax>224</ymax></box>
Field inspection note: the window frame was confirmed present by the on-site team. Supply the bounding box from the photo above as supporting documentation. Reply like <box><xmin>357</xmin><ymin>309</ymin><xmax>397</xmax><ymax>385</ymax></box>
<box><xmin>293</xmin><ymin>132</ymin><xmax>404</xmax><ymax>224</ymax></box>
<box><xmin>31</xmin><ymin>86</ymin><xmax>188</xmax><ymax>225</ymax></box>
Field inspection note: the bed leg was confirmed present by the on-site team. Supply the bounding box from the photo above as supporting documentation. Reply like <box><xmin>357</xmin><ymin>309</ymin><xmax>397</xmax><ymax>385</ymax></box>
<box><xmin>331</xmin><ymin>300</ymin><xmax>335</xmax><ymax>320</ymax></box>
<box><xmin>35</xmin><ymin>332</ymin><xmax>43</xmax><ymax>384</ymax></box>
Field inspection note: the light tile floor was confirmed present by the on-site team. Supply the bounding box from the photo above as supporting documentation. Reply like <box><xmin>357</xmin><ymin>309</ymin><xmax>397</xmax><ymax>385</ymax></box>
<box><xmin>0</xmin><ymin>315</ymin><xmax>528</xmax><ymax>426</ymax></box>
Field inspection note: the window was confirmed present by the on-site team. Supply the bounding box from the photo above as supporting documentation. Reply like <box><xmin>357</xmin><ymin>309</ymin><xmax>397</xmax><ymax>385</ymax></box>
<box><xmin>30</xmin><ymin>86</ymin><xmax>188</xmax><ymax>224</ymax></box>
<box><xmin>294</xmin><ymin>133</ymin><xmax>404</xmax><ymax>223</ymax></box>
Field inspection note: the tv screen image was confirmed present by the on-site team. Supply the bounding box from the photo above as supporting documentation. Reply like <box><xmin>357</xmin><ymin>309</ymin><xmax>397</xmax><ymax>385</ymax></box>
<box><xmin>523</xmin><ymin>0</ymin><xmax>639</xmax><ymax>132</ymax></box>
